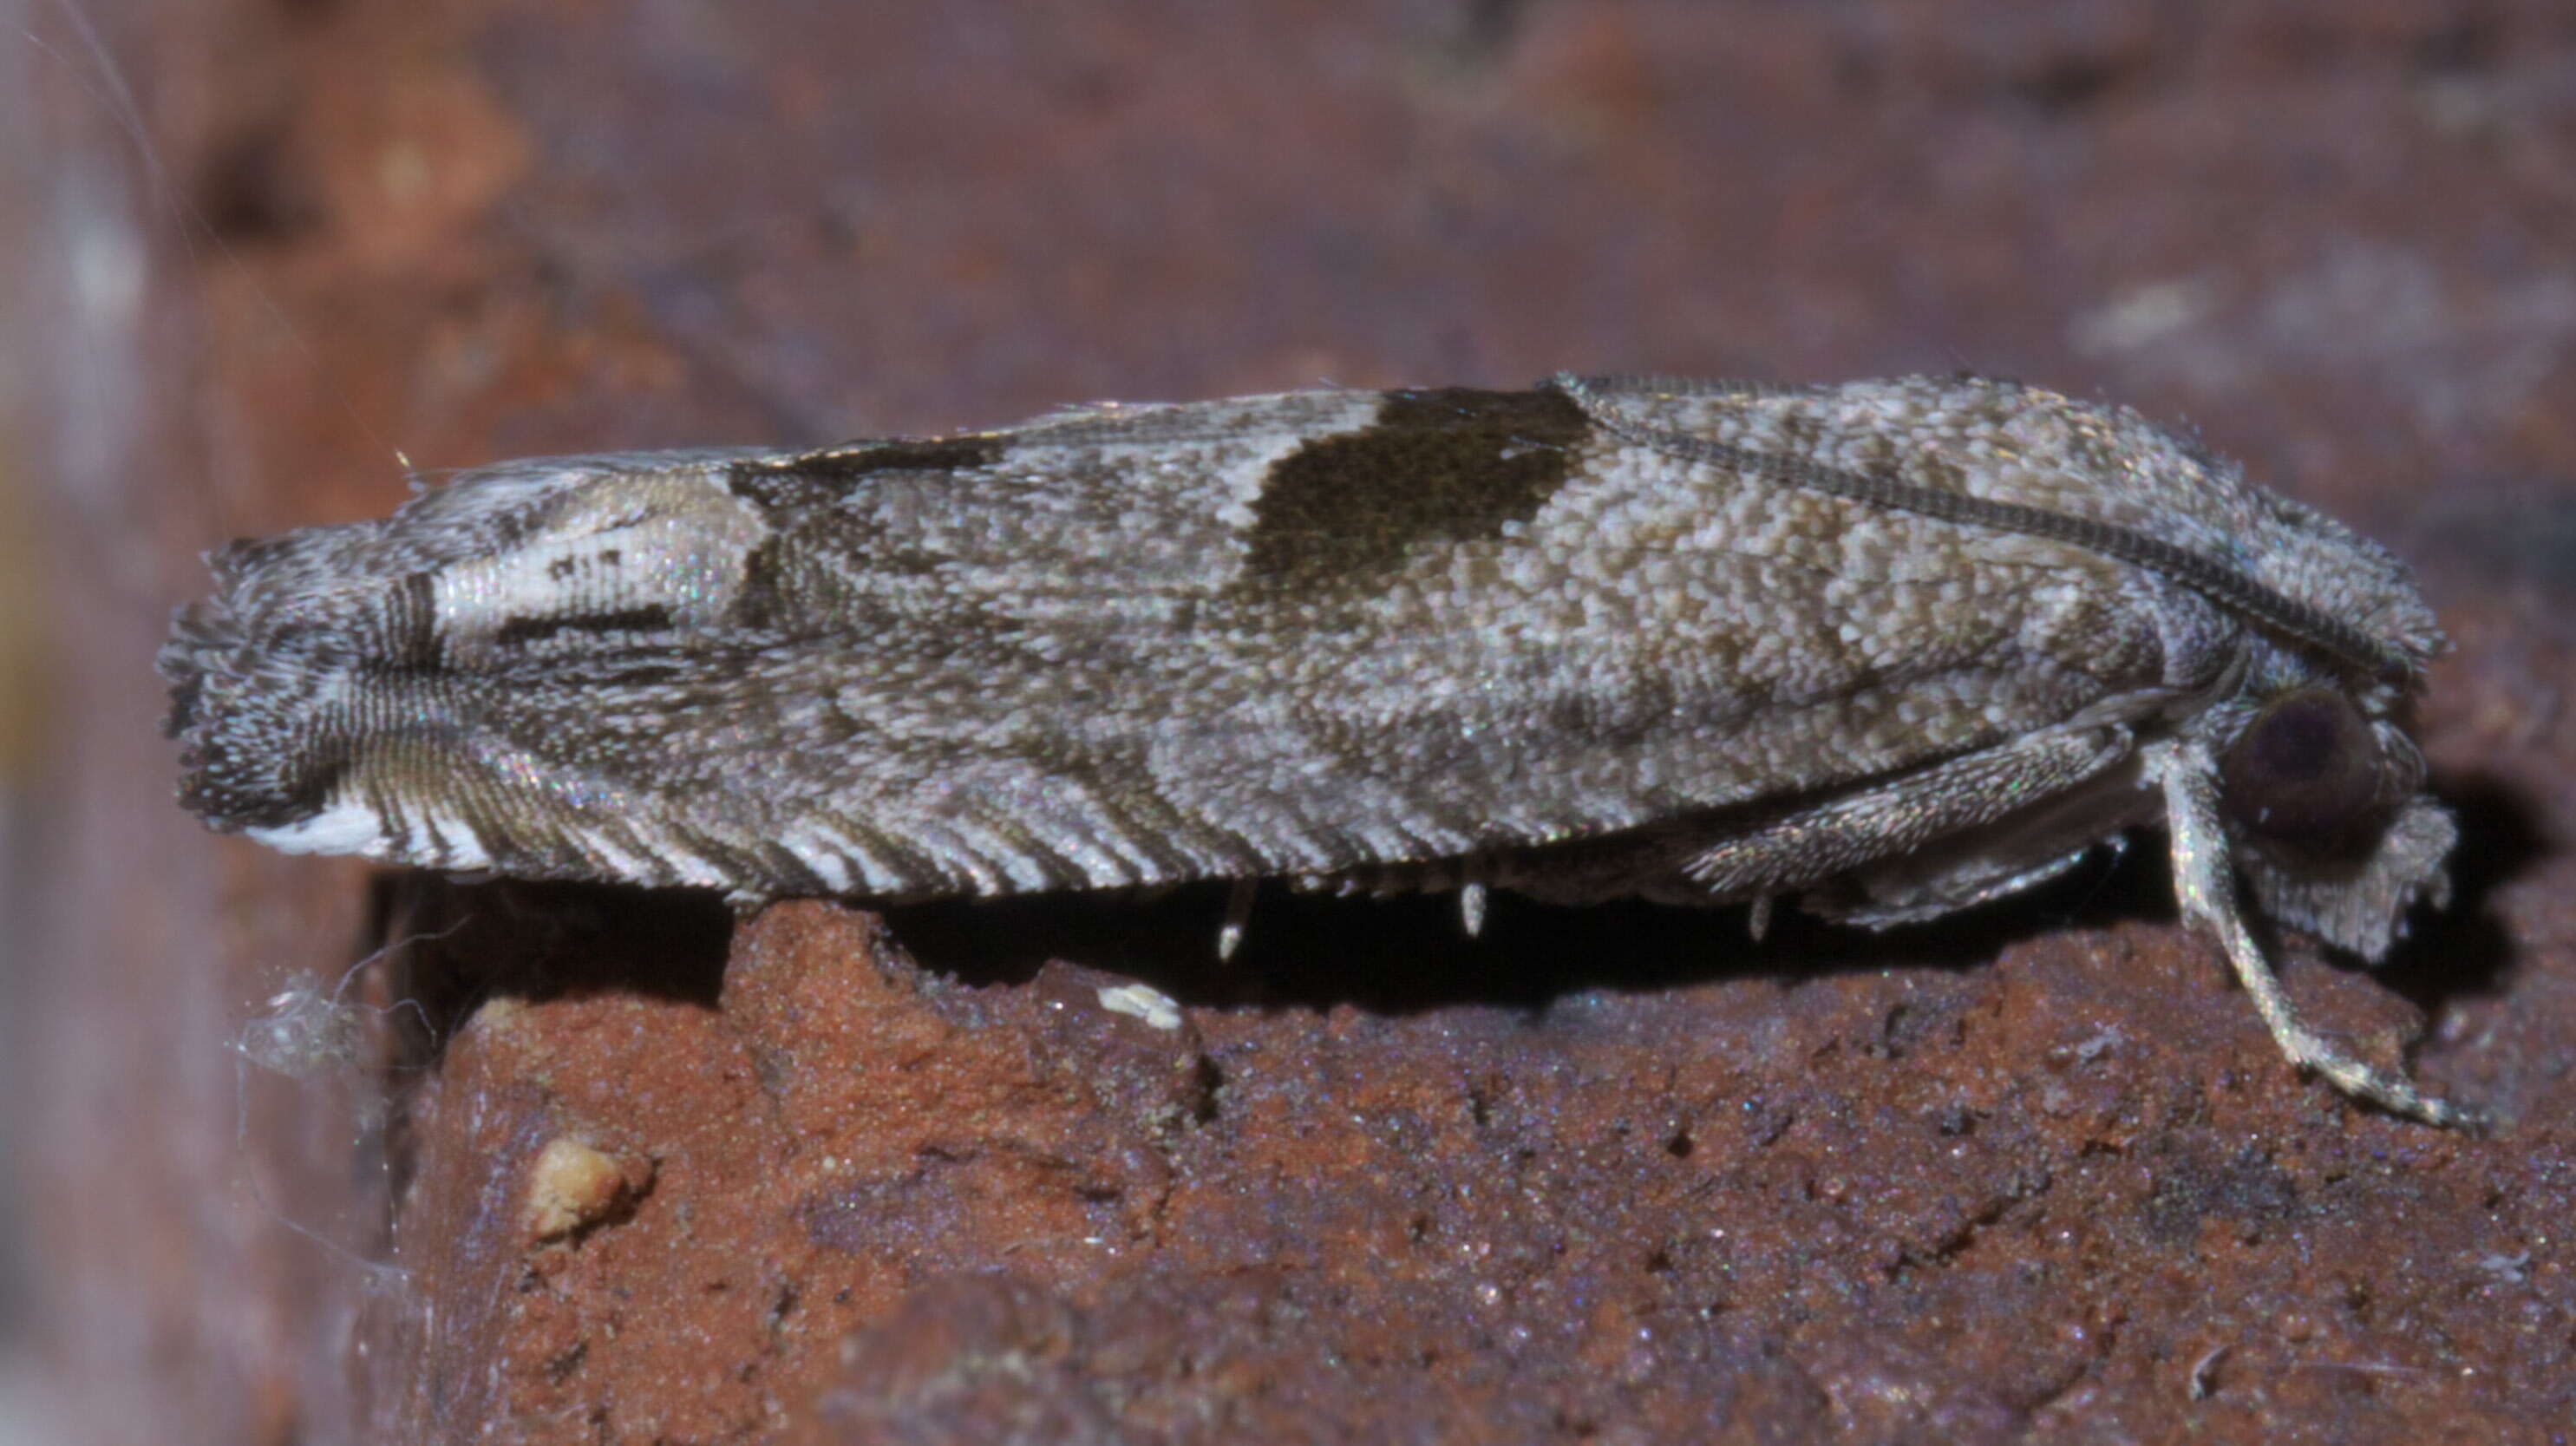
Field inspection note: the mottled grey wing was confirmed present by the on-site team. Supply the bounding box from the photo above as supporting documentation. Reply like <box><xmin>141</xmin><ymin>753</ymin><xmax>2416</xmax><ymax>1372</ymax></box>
<box><xmin>167</xmin><ymin>385</ymin><xmax>2185</xmax><ymax>899</ymax></box>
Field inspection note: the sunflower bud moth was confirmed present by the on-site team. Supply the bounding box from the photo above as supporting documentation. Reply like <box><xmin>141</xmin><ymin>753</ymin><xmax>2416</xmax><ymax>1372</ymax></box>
<box><xmin>161</xmin><ymin>374</ymin><xmax>2470</xmax><ymax>1123</ymax></box>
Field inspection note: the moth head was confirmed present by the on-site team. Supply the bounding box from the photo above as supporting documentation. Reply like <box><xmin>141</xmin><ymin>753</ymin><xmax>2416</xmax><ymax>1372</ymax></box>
<box><xmin>2219</xmin><ymin>682</ymin><xmax>2455</xmax><ymax>962</ymax></box>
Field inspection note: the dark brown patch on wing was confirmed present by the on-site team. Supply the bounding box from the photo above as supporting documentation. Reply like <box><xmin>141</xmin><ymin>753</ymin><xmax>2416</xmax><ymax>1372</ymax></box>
<box><xmin>492</xmin><ymin>605</ymin><xmax>675</xmax><ymax>646</ymax></box>
<box><xmin>1239</xmin><ymin>388</ymin><xmax>1590</xmax><ymax>592</ymax></box>
<box><xmin>727</xmin><ymin>436</ymin><xmax>1007</xmax><ymax>507</ymax></box>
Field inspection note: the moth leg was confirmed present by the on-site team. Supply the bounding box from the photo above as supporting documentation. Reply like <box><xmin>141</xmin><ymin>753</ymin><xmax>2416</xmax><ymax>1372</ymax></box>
<box><xmin>1457</xmin><ymin>882</ymin><xmax>1488</xmax><ymax>938</ymax></box>
<box><xmin>1217</xmin><ymin>878</ymin><xmax>1258</xmax><ymax>961</ymax></box>
<box><xmin>1746</xmin><ymin>894</ymin><xmax>1775</xmax><ymax>942</ymax></box>
<box><xmin>1687</xmin><ymin>723</ymin><xmax>2135</xmax><ymax>901</ymax></box>
<box><xmin>1459</xmin><ymin>854</ymin><xmax>1492</xmax><ymax>939</ymax></box>
<box><xmin>1499</xmin><ymin>723</ymin><xmax>2136</xmax><ymax>913</ymax></box>
<box><xmin>2153</xmin><ymin>740</ymin><xmax>2476</xmax><ymax>1129</ymax></box>
<box><xmin>1895</xmin><ymin>841</ymin><xmax>2102</xmax><ymax>918</ymax></box>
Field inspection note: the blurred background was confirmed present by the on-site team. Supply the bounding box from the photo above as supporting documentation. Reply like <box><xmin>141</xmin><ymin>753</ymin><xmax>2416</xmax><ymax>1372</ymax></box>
<box><xmin>3</xmin><ymin>1</ymin><xmax>2571</xmax><ymax>1441</ymax></box>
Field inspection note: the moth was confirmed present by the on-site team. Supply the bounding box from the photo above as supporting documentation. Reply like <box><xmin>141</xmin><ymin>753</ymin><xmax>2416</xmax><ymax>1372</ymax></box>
<box><xmin>163</xmin><ymin>375</ymin><xmax>2468</xmax><ymax>1123</ymax></box>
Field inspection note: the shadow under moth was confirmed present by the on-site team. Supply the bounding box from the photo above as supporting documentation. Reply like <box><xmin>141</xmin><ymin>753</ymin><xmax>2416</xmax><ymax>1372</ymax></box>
<box><xmin>163</xmin><ymin>374</ymin><xmax>2468</xmax><ymax>1123</ymax></box>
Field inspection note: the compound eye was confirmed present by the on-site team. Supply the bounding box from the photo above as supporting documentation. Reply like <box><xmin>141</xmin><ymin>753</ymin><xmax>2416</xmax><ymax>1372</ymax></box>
<box><xmin>2220</xmin><ymin>688</ymin><xmax>2385</xmax><ymax>844</ymax></box>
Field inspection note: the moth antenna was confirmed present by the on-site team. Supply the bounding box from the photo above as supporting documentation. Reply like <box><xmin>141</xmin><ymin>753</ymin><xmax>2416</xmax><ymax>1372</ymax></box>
<box><xmin>2154</xmin><ymin>741</ymin><xmax>2479</xmax><ymax>1129</ymax></box>
<box><xmin>1217</xmin><ymin>878</ymin><xmax>1257</xmax><ymax>961</ymax></box>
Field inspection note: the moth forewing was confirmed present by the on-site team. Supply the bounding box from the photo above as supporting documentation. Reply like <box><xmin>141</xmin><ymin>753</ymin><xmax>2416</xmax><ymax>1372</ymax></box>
<box><xmin>162</xmin><ymin>374</ymin><xmax>2470</xmax><ymax>1123</ymax></box>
